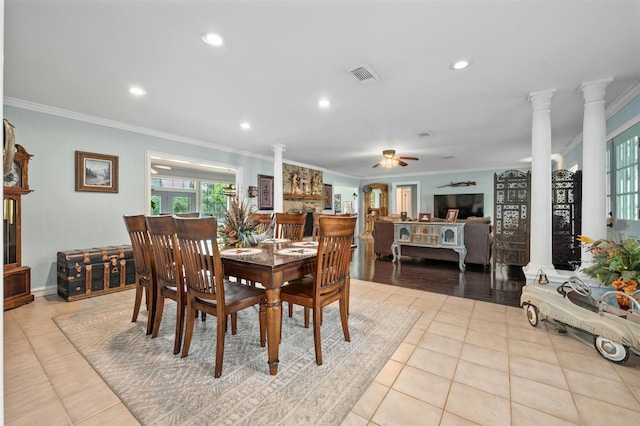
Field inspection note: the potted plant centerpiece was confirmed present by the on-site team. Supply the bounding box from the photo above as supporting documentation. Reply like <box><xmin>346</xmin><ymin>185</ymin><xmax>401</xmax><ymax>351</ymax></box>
<box><xmin>578</xmin><ymin>235</ymin><xmax>640</xmax><ymax>309</ymax></box>
<box><xmin>220</xmin><ymin>197</ymin><xmax>259</xmax><ymax>248</ymax></box>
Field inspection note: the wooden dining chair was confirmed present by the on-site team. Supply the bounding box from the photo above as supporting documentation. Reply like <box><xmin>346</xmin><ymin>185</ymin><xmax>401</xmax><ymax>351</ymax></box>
<box><xmin>280</xmin><ymin>216</ymin><xmax>357</xmax><ymax>365</ymax></box>
<box><xmin>274</xmin><ymin>213</ymin><xmax>306</xmax><ymax>241</ymax></box>
<box><xmin>310</xmin><ymin>212</ymin><xmax>324</xmax><ymax>241</ymax></box>
<box><xmin>173</xmin><ymin>216</ymin><xmax>266</xmax><ymax>378</ymax></box>
<box><xmin>145</xmin><ymin>215</ymin><xmax>185</xmax><ymax>355</ymax></box>
<box><xmin>123</xmin><ymin>214</ymin><xmax>155</xmax><ymax>335</ymax></box>
<box><xmin>251</xmin><ymin>213</ymin><xmax>274</xmax><ymax>234</ymax></box>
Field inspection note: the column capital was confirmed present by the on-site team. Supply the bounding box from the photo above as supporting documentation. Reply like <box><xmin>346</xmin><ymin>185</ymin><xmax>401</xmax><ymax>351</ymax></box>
<box><xmin>271</xmin><ymin>143</ymin><xmax>286</xmax><ymax>154</ymax></box>
<box><xmin>528</xmin><ymin>89</ymin><xmax>555</xmax><ymax>111</ymax></box>
<box><xmin>578</xmin><ymin>77</ymin><xmax>613</xmax><ymax>103</ymax></box>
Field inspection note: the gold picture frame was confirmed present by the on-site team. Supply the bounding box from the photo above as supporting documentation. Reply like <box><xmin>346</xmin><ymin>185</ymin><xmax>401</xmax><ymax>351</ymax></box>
<box><xmin>445</xmin><ymin>209</ymin><xmax>459</xmax><ymax>223</ymax></box>
<box><xmin>75</xmin><ymin>151</ymin><xmax>119</xmax><ymax>193</ymax></box>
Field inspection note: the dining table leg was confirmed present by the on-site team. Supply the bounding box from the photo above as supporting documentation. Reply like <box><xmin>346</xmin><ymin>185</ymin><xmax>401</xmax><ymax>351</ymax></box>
<box><xmin>263</xmin><ymin>274</ymin><xmax>283</xmax><ymax>375</ymax></box>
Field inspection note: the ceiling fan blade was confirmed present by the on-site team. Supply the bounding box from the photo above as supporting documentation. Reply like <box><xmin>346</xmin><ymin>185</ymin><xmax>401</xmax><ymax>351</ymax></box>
<box><xmin>398</xmin><ymin>156</ymin><xmax>419</xmax><ymax>161</ymax></box>
<box><xmin>372</xmin><ymin>163</ymin><xmax>380</xmax><ymax>168</ymax></box>
<box><xmin>398</xmin><ymin>160</ymin><xmax>408</xmax><ymax>167</ymax></box>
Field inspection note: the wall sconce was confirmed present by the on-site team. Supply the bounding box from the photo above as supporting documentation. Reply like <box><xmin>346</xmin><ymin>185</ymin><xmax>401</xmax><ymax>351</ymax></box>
<box><xmin>353</xmin><ymin>192</ymin><xmax>358</xmax><ymax>200</ymax></box>
<box><xmin>222</xmin><ymin>184</ymin><xmax>236</xmax><ymax>197</ymax></box>
<box><xmin>248</xmin><ymin>186</ymin><xmax>258</xmax><ymax>198</ymax></box>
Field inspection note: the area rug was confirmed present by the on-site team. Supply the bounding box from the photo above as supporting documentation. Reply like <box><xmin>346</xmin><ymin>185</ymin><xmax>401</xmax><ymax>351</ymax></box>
<box><xmin>55</xmin><ymin>296</ymin><xmax>420</xmax><ymax>425</ymax></box>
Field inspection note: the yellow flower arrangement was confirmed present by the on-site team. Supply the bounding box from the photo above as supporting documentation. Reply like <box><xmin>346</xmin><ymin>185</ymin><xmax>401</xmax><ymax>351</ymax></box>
<box><xmin>578</xmin><ymin>235</ymin><xmax>640</xmax><ymax>308</ymax></box>
<box><xmin>578</xmin><ymin>235</ymin><xmax>640</xmax><ymax>286</ymax></box>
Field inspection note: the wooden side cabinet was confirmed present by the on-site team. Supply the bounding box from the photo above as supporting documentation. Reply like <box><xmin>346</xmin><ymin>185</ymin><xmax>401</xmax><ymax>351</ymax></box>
<box><xmin>390</xmin><ymin>222</ymin><xmax>467</xmax><ymax>271</ymax></box>
<box><xmin>4</xmin><ymin>266</ymin><xmax>32</xmax><ymax>310</ymax></box>
<box><xmin>3</xmin><ymin>143</ymin><xmax>34</xmax><ymax>310</ymax></box>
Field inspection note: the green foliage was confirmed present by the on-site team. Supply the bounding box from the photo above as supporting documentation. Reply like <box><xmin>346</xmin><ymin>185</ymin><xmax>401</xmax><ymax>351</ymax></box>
<box><xmin>581</xmin><ymin>236</ymin><xmax>640</xmax><ymax>286</ymax></box>
<box><xmin>219</xmin><ymin>197</ymin><xmax>257</xmax><ymax>246</ymax></box>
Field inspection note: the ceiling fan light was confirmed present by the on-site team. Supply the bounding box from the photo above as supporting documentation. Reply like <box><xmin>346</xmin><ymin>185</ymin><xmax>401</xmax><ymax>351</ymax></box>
<box><xmin>380</xmin><ymin>157</ymin><xmax>398</xmax><ymax>168</ymax></box>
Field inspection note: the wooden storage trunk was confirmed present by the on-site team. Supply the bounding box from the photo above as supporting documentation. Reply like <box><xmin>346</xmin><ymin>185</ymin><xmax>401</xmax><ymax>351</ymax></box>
<box><xmin>57</xmin><ymin>245</ymin><xmax>136</xmax><ymax>301</ymax></box>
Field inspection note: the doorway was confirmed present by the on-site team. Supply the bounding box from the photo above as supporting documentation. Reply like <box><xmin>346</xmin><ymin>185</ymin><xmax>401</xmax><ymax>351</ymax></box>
<box><xmin>394</xmin><ymin>183</ymin><xmax>419</xmax><ymax>220</ymax></box>
<box><xmin>146</xmin><ymin>151</ymin><xmax>240</xmax><ymax>218</ymax></box>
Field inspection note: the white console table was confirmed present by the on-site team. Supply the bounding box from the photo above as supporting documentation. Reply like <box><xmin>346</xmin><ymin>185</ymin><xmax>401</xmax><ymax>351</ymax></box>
<box><xmin>390</xmin><ymin>222</ymin><xmax>467</xmax><ymax>271</ymax></box>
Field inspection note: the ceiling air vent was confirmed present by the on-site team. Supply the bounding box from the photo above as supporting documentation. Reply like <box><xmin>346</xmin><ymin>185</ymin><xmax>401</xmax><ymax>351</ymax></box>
<box><xmin>349</xmin><ymin>65</ymin><xmax>379</xmax><ymax>83</ymax></box>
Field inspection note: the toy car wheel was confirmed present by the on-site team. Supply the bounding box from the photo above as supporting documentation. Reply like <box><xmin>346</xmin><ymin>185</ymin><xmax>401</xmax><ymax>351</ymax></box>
<box><xmin>568</xmin><ymin>276</ymin><xmax>591</xmax><ymax>297</ymax></box>
<box><xmin>594</xmin><ymin>336</ymin><xmax>629</xmax><ymax>363</ymax></box>
<box><xmin>526</xmin><ymin>304</ymin><xmax>539</xmax><ymax>327</ymax></box>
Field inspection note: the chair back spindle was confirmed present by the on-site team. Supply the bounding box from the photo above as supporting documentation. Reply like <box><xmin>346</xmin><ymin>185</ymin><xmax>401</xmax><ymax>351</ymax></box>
<box><xmin>274</xmin><ymin>213</ymin><xmax>306</xmax><ymax>241</ymax></box>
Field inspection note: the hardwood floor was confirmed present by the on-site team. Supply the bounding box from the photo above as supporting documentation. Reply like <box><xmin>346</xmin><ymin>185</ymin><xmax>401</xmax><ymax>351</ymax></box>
<box><xmin>350</xmin><ymin>238</ymin><xmax>527</xmax><ymax>307</ymax></box>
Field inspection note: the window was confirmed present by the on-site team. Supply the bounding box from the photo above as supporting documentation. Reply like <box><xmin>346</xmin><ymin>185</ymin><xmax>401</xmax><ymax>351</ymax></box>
<box><xmin>608</xmin><ymin>122</ymin><xmax>640</xmax><ymax>220</ymax></box>
<box><xmin>172</xmin><ymin>196</ymin><xmax>191</xmax><ymax>213</ymax></box>
<box><xmin>150</xmin><ymin>177</ymin><xmax>234</xmax><ymax>217</ymax></box>
<box><xmin>150</xmin><ymin>177</ymin><xmax>195</xmax><ymax>190</ymax></box>
<box><xmin>201</xmin><ymin>182</ymin><xmax>231</xmax><ymax>220</ymax></box>
<box><xmin>151</xmin><ymin>195</ymin><xmax>161</xmax><ymax>215</ymax></box>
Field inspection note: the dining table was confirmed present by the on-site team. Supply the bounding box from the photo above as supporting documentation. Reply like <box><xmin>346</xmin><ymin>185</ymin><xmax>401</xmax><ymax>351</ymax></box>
<box><xmin>219</xmin><ymin>239</ymin><xmax>319</xmax><ymax>375</ymax></box>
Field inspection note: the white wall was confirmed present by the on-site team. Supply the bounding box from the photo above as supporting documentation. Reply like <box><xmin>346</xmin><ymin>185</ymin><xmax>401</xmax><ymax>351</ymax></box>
<box><xmin>5</xmin><ymin>105</ymin><xmax>276</xmax><ymax>296</ymax></box>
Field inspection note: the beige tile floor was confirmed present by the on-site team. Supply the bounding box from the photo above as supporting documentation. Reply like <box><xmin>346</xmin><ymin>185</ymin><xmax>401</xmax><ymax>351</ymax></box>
<box><xmin>4</xmin><ymin>280</ymin><xmax>640</xmax><ymax>425</ymax></box>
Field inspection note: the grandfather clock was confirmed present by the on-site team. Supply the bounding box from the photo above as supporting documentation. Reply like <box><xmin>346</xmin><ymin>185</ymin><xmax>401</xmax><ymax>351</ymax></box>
<box><xmin>3</xmin><ymin>144</ymin><xmax>34</xmax><ymax>310</ymax></box>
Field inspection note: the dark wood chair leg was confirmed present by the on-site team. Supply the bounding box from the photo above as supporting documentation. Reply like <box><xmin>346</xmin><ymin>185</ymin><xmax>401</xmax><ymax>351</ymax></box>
<box><xmin>214</xmin><ymin>315</ymin><xmax>226</xmax><ymax>378</ymax></box>
<box><xmin>151</xmin><ymin>294</ymin><xmax>165</xmax><ymax>338</ymax></box>
<box><xmin>181</xmin><ymin>306</ymin><xmax>196</xmax><ymax>358</ymax></box>
<box><xmin>132</xmin><ymin>282</ymin><xmax>143</xmax><ymax>323</ymax></box>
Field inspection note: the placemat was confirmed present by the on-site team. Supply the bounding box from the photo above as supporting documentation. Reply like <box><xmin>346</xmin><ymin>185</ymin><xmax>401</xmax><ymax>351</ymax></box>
<box><xmin>292</xmin><ymin>241</ymin><xmax>319</xmax><ymax>248</ymax></box>
<box><xmin>275</xmin><ymin>247</ymin><xmax>317</xmax><ymax>257</ymax></box>
<box><xmin>260</xmin><ymin>238</ymin><xmax>290</xmax><ymax>244</ymax></box>
<box><xmin>220</xmin><ymin>247</ymin><xmax>263</xmax><ymax>257</ymax></box>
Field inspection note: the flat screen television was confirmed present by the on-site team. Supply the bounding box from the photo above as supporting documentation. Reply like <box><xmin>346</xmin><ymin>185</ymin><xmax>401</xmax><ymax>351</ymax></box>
<box><xmin>434</xmin><ymin>193</ymin><xmax>484</xmax><ymax>220</ymax></box>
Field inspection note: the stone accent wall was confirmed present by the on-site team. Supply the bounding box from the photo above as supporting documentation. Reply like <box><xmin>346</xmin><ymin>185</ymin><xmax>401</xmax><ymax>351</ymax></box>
<box><xmin>283</xmin><ymin>163</ymin><xmax>325</xmax><ymax>213</ymax></box>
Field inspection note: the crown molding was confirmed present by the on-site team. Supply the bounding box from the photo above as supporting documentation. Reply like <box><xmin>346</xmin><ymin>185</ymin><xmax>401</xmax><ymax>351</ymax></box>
<box><xmin>606</xmin><ymin>80</ymin><xmax>640</xmax><ymax>119</ymax></box>
<box><xmin>3</xmin><ymin>97</ymin><xmax>273</xmax><ymax>162</ymax></box>
<box><xmin>563</xmin><ymin>80</ymin><xmax>640</xmax><ymax>155</ymax></box>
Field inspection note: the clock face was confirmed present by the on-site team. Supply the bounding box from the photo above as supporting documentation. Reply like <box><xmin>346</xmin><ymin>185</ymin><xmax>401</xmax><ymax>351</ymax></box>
<box><xmin>4</xmin><ymin>161</ymin><xmax>21</xmax><ymax>187</ymax></box>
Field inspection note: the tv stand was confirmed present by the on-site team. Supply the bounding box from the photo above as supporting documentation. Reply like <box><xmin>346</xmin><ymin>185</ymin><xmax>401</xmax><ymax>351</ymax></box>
<box><xmin>391</xmin><ymin>222</ymin><xmax>467</xmax><ymax>271</ymax></box>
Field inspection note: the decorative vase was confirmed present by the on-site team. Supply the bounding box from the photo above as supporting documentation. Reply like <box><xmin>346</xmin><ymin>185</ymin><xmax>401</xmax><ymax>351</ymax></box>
<box><xmin>234</xmin><ymin>231</ymin><xmax>251</xmax><ymax>248</ymax></box>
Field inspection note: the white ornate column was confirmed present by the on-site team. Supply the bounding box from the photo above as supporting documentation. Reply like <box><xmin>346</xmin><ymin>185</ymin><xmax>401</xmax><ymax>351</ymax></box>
<box><xmin>271</xmin><ymin>144</ymin><xmax>285</xmax><ymax>213</ymax></box>
<box><xmin>524</xmin><ymin>89</ymin><xmax>556</xmax><ymax>278</ymax></box>
<box><xmin>579</xmin><ymin>78</ymin><xmax>612</xmax><ymax>263</ymax></box>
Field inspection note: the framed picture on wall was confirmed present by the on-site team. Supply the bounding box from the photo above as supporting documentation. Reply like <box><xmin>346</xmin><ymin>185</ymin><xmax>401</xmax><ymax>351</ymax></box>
<box><xmin>75</xmin><ymin>151</ymin><xmax>119</xmax><ymax>193</ymax></box>
<box><xmin>258</xmin><ymin>174</ymin><xmax>274</xmax><ymax>210</ymax></box>
<box><xmin>334</xmin><ymin>194</ymin><xmax>342</xmax><ymax>213</ymax></box>
<box><xmin>324</xmin><ymin>184</ymin><xmax>332</xmax><ymax>210</ymax></box>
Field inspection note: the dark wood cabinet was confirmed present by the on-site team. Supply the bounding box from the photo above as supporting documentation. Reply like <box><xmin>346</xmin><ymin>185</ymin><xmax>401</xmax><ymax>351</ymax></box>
<box><xmin>3</xmin><ymin>143</ymin><xmax>34</xmax><ymax>310</ymax></box>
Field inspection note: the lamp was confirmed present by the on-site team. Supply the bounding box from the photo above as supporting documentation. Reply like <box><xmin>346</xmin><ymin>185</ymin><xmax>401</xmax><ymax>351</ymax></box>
<box><xmin>353</xmin><ymin>192</ymin><xmax>357</xmax><ymax>200</ymax></box>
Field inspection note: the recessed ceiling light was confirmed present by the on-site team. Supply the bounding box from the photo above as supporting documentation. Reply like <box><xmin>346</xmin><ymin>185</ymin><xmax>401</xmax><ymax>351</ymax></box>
<box><xmin>450</xmin><ymin>59</ymin><xmax>471</xmax><ymax>70</ymax></box>
<box><xmin>202</xmin><ymin>32</ymin><xmax>224</xmax><ymax>47</ymax></box>
<box><xmin>129</xmin><ymin>86</ymin><xmax>146</xmax><ymax>96</ymax></box>
<box><xmin>240</xmin><ymin>121</ymin><xmax>251</xmax><ymax>130</ymax></box>
<box><xmin>318</xmin><ymin>98</ymin><xmax>331</xmax><ymax>109</ymax></box>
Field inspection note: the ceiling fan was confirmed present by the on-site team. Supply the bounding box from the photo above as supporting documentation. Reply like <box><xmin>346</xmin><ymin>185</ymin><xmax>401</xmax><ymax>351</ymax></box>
<box><xmin>373</xmin><ymin>149</ymin><xmax>419</xmax><ymax>169</ymax></box>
